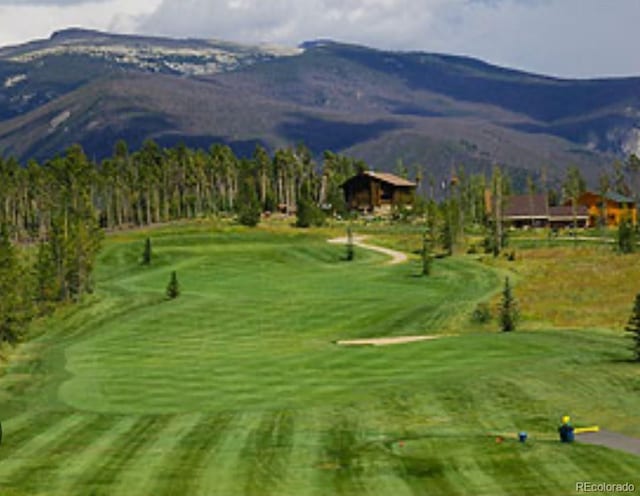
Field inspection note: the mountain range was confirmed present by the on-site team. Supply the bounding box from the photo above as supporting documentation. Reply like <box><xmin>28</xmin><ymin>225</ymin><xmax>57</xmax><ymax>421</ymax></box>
<box><xmin>1</xmin><ymin>28</ymin><xmax>639</xmax><ymax>184</ymax></box>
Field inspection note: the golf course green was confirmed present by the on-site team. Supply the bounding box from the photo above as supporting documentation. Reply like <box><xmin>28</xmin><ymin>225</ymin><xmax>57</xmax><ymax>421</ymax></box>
<box><xmin>1</xmin><ymin>222</ymin><xmax>639</xmax><ymax>495</ymax></box>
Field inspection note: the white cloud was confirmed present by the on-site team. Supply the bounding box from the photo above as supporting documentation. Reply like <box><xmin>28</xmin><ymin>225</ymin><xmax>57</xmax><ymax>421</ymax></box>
<box><xmin>136</xmin><ymin>0</ymin><xmax>640</xmax><ymax>77</ymax></box>
<box><xmin>0</xmin><ymin>0</ymin><xmax>110</xmax><ymax>4</ymax></box>
<box><xmin>139</xmin><ymin>0</ymin><xmax>444</xmax><ymax>48</ymax></box>
<box><xmin>0</xmin><ymin>0</ymin><xmax>638</xmax><ymax>78</ymax></box>
<box><xmin>0</xmin><ymin>0</ymin><xmax>160</xmax><ymax>47</ymax></box>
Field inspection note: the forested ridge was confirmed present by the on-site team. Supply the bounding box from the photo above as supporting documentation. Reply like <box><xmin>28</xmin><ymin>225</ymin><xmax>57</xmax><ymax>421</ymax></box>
<box><xmin>0</xmin><ymin>139</ymin><xmax>363</xmax><ymax>344</ymax></box>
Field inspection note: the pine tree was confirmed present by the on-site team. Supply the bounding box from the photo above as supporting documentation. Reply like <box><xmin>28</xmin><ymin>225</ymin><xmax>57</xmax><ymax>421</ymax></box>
<box><xmin>0</xmin><ymin>224</ymin><xmax>31</xmax><ymax>342</ymax></box>
<box><xmin>142</xmin><ymin>237</ymin><xmax>152</xmax><ymax>265</ymax></box>
<box><xmin>563</xmin><ymin>166</ymin><xmax>586</xmax><ymax>238</ymax></box>
<box><xmin>440</xmin><ymin>206</ymin><xmax>453</xmax><ymax>256</ymax></box>
<box><xmin>617</xmin><ymin>216</ymin><xmax>635</xmax><ymax>254</ymax></box>
<box><xmin>421</xmin><ymin>231</ymin><xmax>432</xmax><ymax>276</ymax></box>
<box><xmin>499</xmin><ymin>277</ymin><xmax>518</xmax><ymax>332</ymax></box>
<box><xmin>236</xmin><ymin>175</ymin><xmax>261</xmax><ymax>227</ymax></box>
<box><xmin>166</xmin><ymin>270</ymin><xmax>180</xmax><ymax>299</ymax></box>
<box><xmin>491</xmin><ymin>167</ymin><xmax>504</xmax><ymax>257</ymax></box>
<box><xmin>34</xmin><ymin>240</ymin><xmax>59</xmax><ymax>313</ymax></box>
<box><xmin>625</xmin><ymin>293</ymin><xmax>640</xmax><ymax>362</ymax></box>
<box><xmin>346</xmin><ymin>226</ymin><xmax>354</xmax><ymax>261</ymax></box>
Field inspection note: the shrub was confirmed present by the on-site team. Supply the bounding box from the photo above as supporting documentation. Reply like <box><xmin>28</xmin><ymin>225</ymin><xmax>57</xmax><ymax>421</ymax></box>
<box><xmin>471</xmin><ymin>302</ymin><xmax>492</xmax><ymax>324</ymax></box>
<box><xmin>296</xmin><ymin>198</ymin><xmax>325</xmax><ymax>228</ymax></box>
<box><xmin>238</xmin><ymin>203</ymin><xmax>261</xmax><ymax>227</ymax></box>
<box><xmin>166</xmin><ymin>271</ymin><xmax>180</xmax><ymax>299</ymax></box>
<box><xmin>626</xmin><ymin>293</ymin><xmax>640</xmax><ymax>362</ymax></box>
<box><xmin>236</xmin><ymin>176</ymin><xmax>261</xmax><ymax>227</ymax></box>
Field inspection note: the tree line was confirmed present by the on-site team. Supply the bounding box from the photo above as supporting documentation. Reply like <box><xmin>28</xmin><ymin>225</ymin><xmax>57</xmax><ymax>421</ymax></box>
<box><xmin>1</xmin><ymin>136</ymin><xmax>639</xmax><ymax>344</ymax></box>
<box><xmin>0</xmin><ymin>140</ymin><xmax>365</xmax><ymax>343</ymax></box>
<box><xmin>0</xmin><ymin>145</ymin><xmax>103</xmax><ymax>342</ymax></box>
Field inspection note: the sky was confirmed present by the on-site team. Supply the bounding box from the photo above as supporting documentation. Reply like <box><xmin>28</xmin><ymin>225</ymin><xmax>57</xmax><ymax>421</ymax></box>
<box><xmin>0</xmin><ymin>0</ymin><xmax>638</xmax><ymax>78</ymax></box>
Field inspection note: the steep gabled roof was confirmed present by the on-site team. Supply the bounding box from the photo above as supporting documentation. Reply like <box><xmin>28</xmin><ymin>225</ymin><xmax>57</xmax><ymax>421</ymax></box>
<box><xmin>363</xmin><ymin>171</ymin><xmax>417</xmax><ymax>187</ymax></box>
<box><xmin>577</xmin><ymin>191</ymin><xmax>636</xmax><ymax>205</ymax></box>
<box><xmin>605</xmin><ymin>191</ymin><xmax>635</xmax><ymax>204</ymax></box>
<box><xmin>503</xmin><ymin>193</ymin><xmax>548</xmax><ymax>218</ymax></box>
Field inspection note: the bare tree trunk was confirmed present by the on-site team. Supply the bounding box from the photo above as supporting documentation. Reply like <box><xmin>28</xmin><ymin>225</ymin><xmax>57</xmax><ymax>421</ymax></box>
<box><xmin>319</xmin><ymin>174</ymin><xmax>328</xmax><ymax>206</ymax></box>
<box><xmin>145</xmin><ymin>189</ymin><xmax>152</xmax><ymax>225</ymax></box>
<box><xmin>153</xmin><ymin>188</ymin><xmax>161</xmax><ymax>223</ymax></box>
<box><xmin>493</xmin><ymin>170</ymin><xmax>503</xmax><ymax>256</ymax></box>
<box><xmin>260</xmin><ymin>171</ymin><xmax>267</xmax><ymax>206</ymax></box>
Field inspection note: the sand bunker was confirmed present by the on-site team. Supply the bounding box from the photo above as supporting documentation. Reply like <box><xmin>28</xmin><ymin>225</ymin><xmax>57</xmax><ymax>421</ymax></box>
<box><xmin>336</xmin><ymin>335</ymin><xmax>440</xmax><ymax>347</ymax></box>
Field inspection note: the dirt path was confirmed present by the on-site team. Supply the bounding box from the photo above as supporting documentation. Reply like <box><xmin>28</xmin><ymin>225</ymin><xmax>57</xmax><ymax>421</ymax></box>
<box><xmin>327</xmin><ymin>235</ymin><xmax>408</xmax><ymax>265</ymax></box>
<box><xmin>577</xmin><ymin>430</ymin><xmax>640</xmax><ymax>457</ymax></box>
<box><xmin>336</xmin><ymin>336</ymin><xmax>440</xmax><ymax>347</ymax></box>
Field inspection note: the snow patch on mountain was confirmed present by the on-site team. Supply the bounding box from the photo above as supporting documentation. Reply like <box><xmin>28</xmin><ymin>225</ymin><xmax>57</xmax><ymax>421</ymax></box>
<box><xmin>50</xmin><ymin>110</ymin><xmax>71</xmax><ymax>131</ymax></box>
<box><xmin>8</xmin><ymin>42</ymin><xmax>302</xmax><ymax>76</ymax></box>
<box><xmin>4</xmin><ymin>74</ymin><xmax>27</xmax><ymax>88</ymax></box>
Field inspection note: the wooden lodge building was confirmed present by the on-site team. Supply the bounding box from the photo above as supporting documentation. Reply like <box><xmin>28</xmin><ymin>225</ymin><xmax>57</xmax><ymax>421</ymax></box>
<box><xmin>502</xmin><ymin>193</ymin><xmax>589</xmax><ymax>228</ymax></box>
<box><xmin>342</xmin><ymin>171</ymin><xmax>416</xmax><ymax>213</ymax></box>
<box><xmin>502</xmin><ymin>191</ymin><xmax>637</xmax><ymax>228</ymax></box>
<box><xmin>572</xmin><ymin>191</ymin><xmax>637</xmax><ymax>227</ymax></box>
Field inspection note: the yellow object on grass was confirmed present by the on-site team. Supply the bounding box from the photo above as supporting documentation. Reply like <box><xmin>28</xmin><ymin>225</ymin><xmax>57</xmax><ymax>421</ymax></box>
<box><xmin>574</xmin><ymin>426</ymin><xmax>600</xmax><ymax>434</ymax></box>
<box><xmin>561</xmin><ymin>416</ymin><xmax>570</xmax><ymax>424</ymax></box>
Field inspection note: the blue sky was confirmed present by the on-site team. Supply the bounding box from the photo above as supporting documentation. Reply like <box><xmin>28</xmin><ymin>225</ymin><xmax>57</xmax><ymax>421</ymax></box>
<box><xmin>0</xmin><ymin>0</ymin><xmax>638</xmax><ymax>78</ymax></box>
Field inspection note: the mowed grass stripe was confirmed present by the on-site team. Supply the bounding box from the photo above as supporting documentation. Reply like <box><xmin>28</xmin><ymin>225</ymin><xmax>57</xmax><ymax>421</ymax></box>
<box><xmin>110</xmin><ymin>413</ymin><xmax>204</xmax><ymax>496</ymax></box>
<box><xmin>315</xmin><ymin>414</ymin><xmax>368</xmax><ymax>496</ymax></box>
<box><xmin>74</xmin><ymin>415</ymin><xmax>173</xmax><ymax>495</ymax></box>
<box><xmin>571</xmin><ymin>444</ymin><xmax>640</xmax><ymax>484</ymax></box>
<box><xmin>473</xmin><ymin>441</ymin><xmax>570</xmax><ymax>496</ymax></box>
<box><xmin>153</xmin><ymin>412</ymin><xmax>234</xmax><ymax>496</ymax></box>
<box><xmin>51</xmin><ymin>416</ymin><xmax>139</xmax><ymax>496</ymax></box>
<box><xmin>7</xmin><ymin>225</ymin><xmax>640</xmax><ymax>495</ymax></box>
<box><xmin>4</xmin><ymin>413</ymin><xmax>116</xmax><ymax>493</ymax></box>
<box><xmin>0</xmin><ymin>410</ymin><xmax>72</xmax><ymax>460</ymax></box>
<box><xmin>241</xmin><ymin>410</ymin><xmax>295</xmax><ymax>496</ymax></box>
<box><xmin>275</xmin><ymin>410</ymin><xmax>325</xmax><ymax>496</ymax></box>
<box><xmin>394</xmin><ymin>439</ymin><xmax>495</xmax><ymax>496</ymax></box>
<box><xmin>0</xmin><ymin>413</ymin><xmax>86</xmax><ymax>483</ymax></box>
<box><xmin>455</xmin><ymin>457</ymin><xmax>510</xmax><ymax>496</ymax></box>
<box><xmin>0</xmin><ymin>410</ymin><xmax>42</xmax><ymax>443</ymax></box>
<box><xmin>194</xmin><ymin>412</ymin><xmax>264</xmax><ymax>496</ymax></box>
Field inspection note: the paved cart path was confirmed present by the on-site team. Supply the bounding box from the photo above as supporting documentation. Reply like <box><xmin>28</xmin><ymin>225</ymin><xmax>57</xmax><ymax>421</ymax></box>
<box><xmin>327</xmin><ymin>236</ymin><xmax>408</xmax><ymax>265</ymax></box>
<box><xmin>577</xmin><ymin>430</ymin><xmax>640</xmax><ymax>457</ymax></box>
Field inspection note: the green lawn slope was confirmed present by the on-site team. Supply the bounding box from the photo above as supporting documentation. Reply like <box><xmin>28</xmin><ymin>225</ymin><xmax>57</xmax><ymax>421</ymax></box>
<box><xmin>0</xmin><ymin>222</ymin><xmax>638</xmax><ymax>495</ymax></box>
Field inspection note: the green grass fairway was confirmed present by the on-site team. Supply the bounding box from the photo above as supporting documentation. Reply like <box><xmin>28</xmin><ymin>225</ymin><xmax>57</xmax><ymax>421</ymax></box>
<box><xmin>1</xmin><ymin>223</ymin><xmax>640</xmax><ymax>495</ymax></box>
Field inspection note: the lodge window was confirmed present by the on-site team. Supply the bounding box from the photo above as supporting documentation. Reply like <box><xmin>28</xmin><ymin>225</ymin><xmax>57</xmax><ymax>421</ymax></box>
<box><xmin>381</xmin><ymin>184</ymin><xmax>393</xmax><ymax>201</ymax></box>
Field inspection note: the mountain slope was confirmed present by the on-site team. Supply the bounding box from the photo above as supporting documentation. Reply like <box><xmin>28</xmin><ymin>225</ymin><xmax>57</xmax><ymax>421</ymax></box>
<box><xmin>0</xmin><ymin>28</ymin><xmax>300</xmax><ymax>120</ymax></box>
<box><xmin>0</xmin><ymin>29</ymin><xmax>638</xmax><ymax>184</ymax></box>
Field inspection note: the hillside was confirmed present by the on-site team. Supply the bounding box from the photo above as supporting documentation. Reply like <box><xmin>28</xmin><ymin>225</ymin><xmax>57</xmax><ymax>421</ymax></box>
<box><xmin>1</xmin><ymin>29</ymin><xmax>639</xmax><ymax>183</ymax></box>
